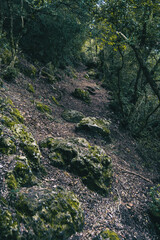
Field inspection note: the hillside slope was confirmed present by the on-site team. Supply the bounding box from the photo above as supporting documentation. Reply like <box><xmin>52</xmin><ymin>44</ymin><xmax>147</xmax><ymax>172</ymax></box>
<box><xmin>0</xmin><ymin>64</ymin><xmax>159</xmax><ymax>240</ymax></box>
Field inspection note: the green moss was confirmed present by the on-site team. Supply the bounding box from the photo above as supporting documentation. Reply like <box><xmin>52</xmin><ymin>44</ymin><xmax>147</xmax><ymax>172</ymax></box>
<box><xmin>14</xmin><ymin>160</ymin><xmax>36</xmax><ymax>187</ymax></box>
<box><xmin>93</xmin><ymin>229</ymin><xmax>120</xmax><ymax>240</ymax></box>
<box><xmin>0</xmin><ymin>136</ymin><xmax>16</xmax><ymax>154</ymax></box>
<box><xmin>10</xmin><ymin>108</ymin><xmax>24</xmax><ymax>123</ymax></box>
<box><xmin>72</xmin><ymin>88</ymin><xmax>90</xmax><ymax>103</ymax></box>
<box><xmin>6</xmin><ymin>172</ymin><xmax>18</xmax><ymax>190</ymax></box>
<box><xmin>27</xmin><ymin>83</ymin><xmax>35</xmax><ymax>93</ymax></box>
<box><xmin>51</xmin><ymin>96</ymin><xmax>60</xmax><ymax>106</ymax></box>
<box><xmin>36</xmin><ymin>101</ymin><xmax>51</xmax><ymax>114</ymax></box>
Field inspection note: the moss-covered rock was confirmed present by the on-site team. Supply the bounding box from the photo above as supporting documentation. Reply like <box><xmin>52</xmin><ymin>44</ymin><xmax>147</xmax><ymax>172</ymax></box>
<box><xmin>76</xmin><ymin>117</ymin><xmax>111</xmax><ymax>142</ymax></box>
<box><xmin>72</xmin><ymin>88</ymin><xmax>90</xmax><ymax>103</ymax></box>
<box><xmin>36</xmin><ymin>101</ymin><xmax>51</xmax><ymax>114</ymax></box>
<box><xmin>0</xmin><ymin>186</ymin><xmax>84</xmax><ymax>240</ymax></box>
<box><xmin>40</xmin><ymin>137</ymin><xmax>112</xmax><ymax>195</ymax></box>
<box><xmin>0</xmin><ymin>97</ymin><xmax>42</xmax><ymax>170</ymax></box>
<box><xmin>27</xmin><ymin>83</ymin><xmax>35</xmax><ymax>93</ymax></box>
<box><xmin>93</xmin><ymin>229</ymin><xmax>120</xmax><ymax>240</ymax></box>
<box><xmin>62</xmin><ymin>110</ymin><xmax>85</xmax><ymax>123</ymax></box>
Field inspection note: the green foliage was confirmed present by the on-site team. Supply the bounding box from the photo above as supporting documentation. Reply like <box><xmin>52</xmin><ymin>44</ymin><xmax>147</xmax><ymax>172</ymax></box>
<box><xmin>27</xmin><ymin>83</ymin><xmax>35</xmax><ymax>93</ymax></box>
<box><xmin>36</xmin><ymin>101</ymin><xmax>51</xmax><ymax>114</ymax></box>
<box><xmin>2</xmin><ymin>67</ymin><xmax>18</xmax><ymax>82</ymax></box>
<box><xmin>149</xmin><ymin>185</ymin><xmax>160</xmax><ymax>232</ymax></box>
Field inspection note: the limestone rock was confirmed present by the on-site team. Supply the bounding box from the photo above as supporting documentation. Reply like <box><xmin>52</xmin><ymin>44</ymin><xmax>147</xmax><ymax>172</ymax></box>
<box><xmin>0</xmin><ymin>97</ymin><xmax>42</xmax><ymax>191</ymax></box>
<box><xmin>72</xmin><ymin>88</ymin><xmax>90</xmax><ymax>103</ymax></box>
<box><xmin>76</xmin><ymin>117</ymin><xmax>111</xmax><ymax>141</ymax></box>
<box><xmin>62</xmin><ymin>109</ymin><xmax>85</xmax><ymax>123</ymax></box>
<box><xmin>40</xmin><ymin>137</ymin><xmax>112</xmax><ymax>195</ymax></box>
<box><xmin>0</xmin><ymin>186</ymin><xmax>84</xmax><ymax>240</ymax></box>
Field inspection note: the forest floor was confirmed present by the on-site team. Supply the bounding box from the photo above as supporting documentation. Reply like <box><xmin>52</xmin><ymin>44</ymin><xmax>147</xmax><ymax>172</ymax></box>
<box><xmin>1</xmin><ymin>64</ymin><xmax>159</xmax><ymax>240</ymax></box>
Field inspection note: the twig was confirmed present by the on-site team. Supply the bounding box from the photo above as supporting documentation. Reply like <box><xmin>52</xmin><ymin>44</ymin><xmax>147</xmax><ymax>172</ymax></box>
<box><xmin>115</xmin><ymin>164</ymin><xmax>153</xmax><ymax>184</ymax></box>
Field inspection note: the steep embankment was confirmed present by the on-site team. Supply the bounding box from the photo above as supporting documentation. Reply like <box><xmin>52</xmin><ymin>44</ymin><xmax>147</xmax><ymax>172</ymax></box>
<box><xmin>0</xmin><ymin>64</ymin><xmax>159</xmax><ymax>240</ymax></box>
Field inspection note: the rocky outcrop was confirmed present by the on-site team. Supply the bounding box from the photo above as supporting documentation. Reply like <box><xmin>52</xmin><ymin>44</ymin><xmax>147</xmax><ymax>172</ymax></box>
<box><xmin>0</xmin><ymin>186</ymin><xmax>84</xmax><ymax>240</ymax></box>
<box><xmin>40</xmin><ymin>137</ymin><xmax>112</xmax><ymax>195</ymax></box>
<box><xmin>0</xmin><ymin>96</ymin><xmax>84</xmax><ymax>240</ymax></box>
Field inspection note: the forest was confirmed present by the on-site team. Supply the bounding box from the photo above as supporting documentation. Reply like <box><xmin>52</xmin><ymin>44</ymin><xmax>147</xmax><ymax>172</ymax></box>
<box><xmin>0</xmin><ymin>0</ymin><xmax>160</xmax><ymax>239</ymax></box>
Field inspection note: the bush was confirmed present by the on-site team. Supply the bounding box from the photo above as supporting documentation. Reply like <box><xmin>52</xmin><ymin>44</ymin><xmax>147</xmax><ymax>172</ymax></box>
<box><xmin>149</xmin><ymin>184</ymin><xmax>160</xmax><ymax>232</ymax></box>
<box><xmin>2</xmin><ymin>67</ymin><xmax>18</xmax><ymax>82</ymax></box>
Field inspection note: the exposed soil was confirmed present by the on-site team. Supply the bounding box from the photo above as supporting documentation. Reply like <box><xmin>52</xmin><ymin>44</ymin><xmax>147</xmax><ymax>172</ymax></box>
<box><xmin>1</xmin><ymin>64</ymin><xmax>159</xmax><ymax>240</ymax></box>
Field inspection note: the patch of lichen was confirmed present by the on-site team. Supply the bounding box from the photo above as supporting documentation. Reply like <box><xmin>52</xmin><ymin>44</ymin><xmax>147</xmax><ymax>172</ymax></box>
<box><xmin>27</xmin><ymin>83</ymin><xmax>35</xmax><ymax>93</ymax></box>
<box><xmin>93</xmin><ymin>229</ymin><xmax>120</xmax><ymax>240</ymax></box>
<box><xmin>76</xmin><ymin>117</ymin><xmax>111</xmax><ymax>142</ymax></box>
<box><xmin>36</xmin><ymin>101</ymin><xmax>51</xmax><ymax>114</ymax></box>
<box><xmin>40</xmin><ymin>137</ymin><xmax>112</xmax><ymax>195</ymax></box>
<box><xmin>72</xmin><ymin>88</ymin><xmax>91</xmax><ymax>103</ymax></box>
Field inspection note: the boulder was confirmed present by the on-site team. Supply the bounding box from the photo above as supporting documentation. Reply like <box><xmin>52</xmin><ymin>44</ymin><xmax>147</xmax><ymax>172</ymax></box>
<box><xmin>76</xmin><ymin>117</ymin><xmax>111</xmax><ymax>141</ymax></box>
<box><xmin>62</xmin><ymin>109</ymin><xmax>85</xmax><ymax>123</ymax></box>
<box><xmin>72</xmin><ymin>88</ymin><xmax>90</xmax><ymax>103</ymax></box>
<box><xmin>40</xmin><ymin>137</ymin><xmax>112</xmax><ymax>195</ymax></box>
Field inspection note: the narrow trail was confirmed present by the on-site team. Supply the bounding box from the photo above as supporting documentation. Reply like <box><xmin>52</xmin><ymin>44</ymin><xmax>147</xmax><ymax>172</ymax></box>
<box><xmin>1</xmin><ymin>65</ymin><xmax>159</xmax><ymax>239</ymax></box>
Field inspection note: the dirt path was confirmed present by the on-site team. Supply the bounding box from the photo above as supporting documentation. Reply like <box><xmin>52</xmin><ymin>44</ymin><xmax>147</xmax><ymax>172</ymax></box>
<box><xmin>1</xmin><ymin>65</ymin><xmax>159</xmax><ymax>240</ymax></box>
